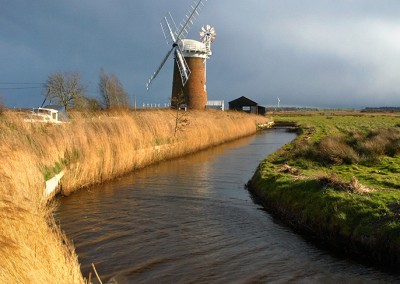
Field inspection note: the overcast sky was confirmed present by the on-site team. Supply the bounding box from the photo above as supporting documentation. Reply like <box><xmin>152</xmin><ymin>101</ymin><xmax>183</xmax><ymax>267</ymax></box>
<box><xmin>1</xmin><ymin>0</ymin><xmax>400</xmax><ymax>109</ymax></box>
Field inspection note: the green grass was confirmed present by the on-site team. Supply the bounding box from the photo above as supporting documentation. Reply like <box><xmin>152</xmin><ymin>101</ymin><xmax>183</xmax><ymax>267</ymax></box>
<box><xmin>42</xmin><ymin>150</ymin><xmax>80</xmax><ymax>181</ymax></box>
<box><xmin>274</xmin><ymin>114</ymin><xmax>400</xmax><ymax>188</ymax></box>
<box><xmin>251</xmin><ymin>113</ymin><xmax>400</xmax><ymax>266</ymax></box>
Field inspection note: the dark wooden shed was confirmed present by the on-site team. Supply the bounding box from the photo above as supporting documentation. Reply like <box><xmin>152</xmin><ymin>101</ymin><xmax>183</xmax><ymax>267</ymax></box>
<box><xmin>228</xmin><ymin>96</ymin><xmax>265</xmax><ymax>115</ymax></box>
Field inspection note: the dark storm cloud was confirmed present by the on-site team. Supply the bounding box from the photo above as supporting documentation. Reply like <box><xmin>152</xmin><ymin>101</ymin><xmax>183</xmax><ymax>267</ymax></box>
<box><xmin>206</xmin><ymin>0</ymin><xmax>400</xmax><ymax>107</ymax></box>
<box><xmin>1</xmin><ymin>0</ymin><xmax>400</xmax><ymax>108</ymax></box>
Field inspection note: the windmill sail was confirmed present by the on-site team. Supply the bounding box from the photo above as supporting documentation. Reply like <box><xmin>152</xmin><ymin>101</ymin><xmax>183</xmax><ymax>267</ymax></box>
<box><xmin>176</xmin><ymin>0</ymin><xmax>207</xmax><ymax>41</ymax></box>
<box><xmin>161</xmin><ymin>13</ymin><xmax>178</xmax><ymax>45</ymax></box>
<box><xmin>146</xmin><ymin>47</ymin><xmax>175</xmax><ymax>90</ymax></box>
<box><xmin>175</xmin><ymin>47</ymin><xmax>191</xmax><ymax>86</ymax></box>
<box><xmin>146</xmin><ymin>0</ymin><xmax>208</xmax><ymax>90</ymax></box>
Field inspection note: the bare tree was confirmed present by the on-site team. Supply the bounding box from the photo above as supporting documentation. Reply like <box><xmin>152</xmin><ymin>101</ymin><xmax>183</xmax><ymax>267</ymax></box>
<box><xmin>45</xmin><ymin>71</ymin><xmax>85</xmax><ymax>111</ymax></box>
<box><xmin>99</xmin><ymin>68</ymin><xmax>130</xmax><ymax>109</ymax></box>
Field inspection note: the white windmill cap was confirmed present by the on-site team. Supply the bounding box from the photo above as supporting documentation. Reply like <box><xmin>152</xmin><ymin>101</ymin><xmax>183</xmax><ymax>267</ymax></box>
<box><xmin>179</xmin><ymin>39</ymin><xmax>212</xmax><ymax>58</ymax></box>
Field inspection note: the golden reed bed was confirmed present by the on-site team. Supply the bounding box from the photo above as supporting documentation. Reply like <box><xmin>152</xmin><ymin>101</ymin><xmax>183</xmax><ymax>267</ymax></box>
<box><xmin>0</xmin><ymin>109</ymin><xmax>271</xmax><ymax>283</ymax></box>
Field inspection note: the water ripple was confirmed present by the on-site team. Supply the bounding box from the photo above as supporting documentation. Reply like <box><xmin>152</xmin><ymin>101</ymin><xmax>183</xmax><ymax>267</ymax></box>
<box><xmin>57</xmin><ymin>130</ymin><xmax>400</xmax><ymax>283</ymax></box>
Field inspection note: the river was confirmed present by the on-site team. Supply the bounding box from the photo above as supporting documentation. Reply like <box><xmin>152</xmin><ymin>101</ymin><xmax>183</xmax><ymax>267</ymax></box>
<box><xmin>56</xmin><ymin>129</ymin><xmax>400</xmax><ymax>283</ymax></box>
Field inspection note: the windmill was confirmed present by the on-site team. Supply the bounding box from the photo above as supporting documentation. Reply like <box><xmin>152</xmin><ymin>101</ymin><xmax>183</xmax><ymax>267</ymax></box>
<box><xmin>146</xmin><ymin>0</ymin><xmax>216</xmax><ymax>110</ymax></box>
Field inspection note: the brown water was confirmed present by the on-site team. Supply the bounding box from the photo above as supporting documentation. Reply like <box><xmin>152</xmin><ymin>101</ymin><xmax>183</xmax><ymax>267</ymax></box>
<box><xmin>56</xmin><ymin>129</ymin><xmax>400</xmax><ymax>283</ymax></box>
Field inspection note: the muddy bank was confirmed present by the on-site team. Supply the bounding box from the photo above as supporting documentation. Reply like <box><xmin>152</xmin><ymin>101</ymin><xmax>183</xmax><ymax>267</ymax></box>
<box><xmin>247</xmin><ymin>178</ymin><xmax>400</xmax><ymax>270</ymax></box>
<box><xmin>246</xmin><ymin>126</ymin><xmax>400</xmax><ymax>270</ymax></box>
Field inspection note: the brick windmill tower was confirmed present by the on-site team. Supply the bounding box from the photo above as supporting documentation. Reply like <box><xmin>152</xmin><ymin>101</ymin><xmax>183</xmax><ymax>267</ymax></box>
<box><xmin>146</xmin><ymin>0</ymin><xmax>216</xmax><ymax>110</ymax></box>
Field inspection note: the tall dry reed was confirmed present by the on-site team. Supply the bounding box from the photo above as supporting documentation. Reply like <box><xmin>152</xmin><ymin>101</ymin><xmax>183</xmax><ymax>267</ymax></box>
<box><xmin>0</xmin><ymin>112</ymin><xmax>84</xmax><ymax>283</ymax></box>
<box><xmin>0</xmin><ymin>109</ymin><xmax>271</xmax><ymax>283</ymax></box>
<box><xmin>53</xmin><ymin>109</ymin><xmax>268</xmax><ymax>194</ymax></box>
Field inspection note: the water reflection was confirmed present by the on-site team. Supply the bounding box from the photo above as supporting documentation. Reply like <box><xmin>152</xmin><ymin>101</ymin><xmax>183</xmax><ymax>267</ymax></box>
<box><xmin>56</xmin><ymin>129</ymin><xmax>400</xmax><ymax>283</ymax></box>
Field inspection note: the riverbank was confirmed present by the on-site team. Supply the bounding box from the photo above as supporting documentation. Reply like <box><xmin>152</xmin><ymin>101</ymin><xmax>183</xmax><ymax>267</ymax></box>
<box><xmin>248</xmin><ymin>113</ymin><xmax>400</xmax><ymax>268</ymax></box>
<box><xmin>0</xmin><ymin>109</ymin><xmax>271</xmax><ymax>283</ymax></box>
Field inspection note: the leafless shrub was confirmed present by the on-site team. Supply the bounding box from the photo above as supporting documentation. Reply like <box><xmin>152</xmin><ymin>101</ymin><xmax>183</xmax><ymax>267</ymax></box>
<box><xmin>361</xmin><ymin>136</ymin><xmax>386</xmax><ymax>156</ymax></box>
<box><xmin>317</xmin><ymin>136</ymin><xmax>360</xmax><ymax>165</ymax></box>
<box><xmin>359</xmin><ymin>128</ymin><xmax>400</xmax><ymax>158</ymax></box>
<box><xmin>171</xmin><ymin>90</ymin><xmax>190</xmax><ymax>137</ymax></box>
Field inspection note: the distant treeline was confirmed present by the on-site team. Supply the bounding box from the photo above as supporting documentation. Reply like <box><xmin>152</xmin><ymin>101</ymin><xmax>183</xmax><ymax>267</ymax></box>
<box><xmin>265</xmin><ymin>107</ymin><xmax>320</xmax><ymax>112</ymax></box>
<box><xmin>362</xmin><ymin>107</ymin><xmax>400</xmax><ymax>113</ymax></box>
<box><xmin>267</xmin><ymin>106</ymin><xmax>400</xmax><ymax>113</ymax></box>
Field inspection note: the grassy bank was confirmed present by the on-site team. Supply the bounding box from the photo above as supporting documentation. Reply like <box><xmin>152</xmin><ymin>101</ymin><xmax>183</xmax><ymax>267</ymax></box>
<box><xmin>0</xmin><ymin>109</ymin><xmax>270</xmax><ymax>283</ymax></box>
<box><xmin>248</xmin><ymin>113</ymin><xmax>400</xmax><ymax>268</ymax></box>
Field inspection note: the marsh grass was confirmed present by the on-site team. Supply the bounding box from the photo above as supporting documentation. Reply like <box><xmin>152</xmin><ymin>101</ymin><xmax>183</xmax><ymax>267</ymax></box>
<box><xmin>58</xmin><ymin>109</ymin><xmax>266</xmax><ymax>193</ymax></box>
<box><xmin>278</xmin><ymin>114</ymin><xmax>400</xmax><ymax>169</ymax></box>
<box><xmin>295</xmin><ymin>127</ymin><xmax>400</xmax><ymax>167</ymax></box>
<box><xmin>250</xmin><ymin>113</ymin><xmax>400</xmax><ymax>266</ymax></box>
<box><xmin>290</xmin><ymin>116</ymin><xmax>400</xmax><ymax>189</ymax></box>
<box><xmin>0</xmin><ymin>109</ymin><xmax>270</xmax><ymax>283</ymax></box>
<box><xmin>0</xmin><ymin>200</ymin><xmax>82</xmax><ymax>283</ymax></box>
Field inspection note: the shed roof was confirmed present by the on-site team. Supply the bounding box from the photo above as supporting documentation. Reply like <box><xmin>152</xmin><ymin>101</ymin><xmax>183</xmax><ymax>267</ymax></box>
<box><xmin>228</xmin><ymin>96</ymin><xmax>258</xmax><ymax>106</ymax></box>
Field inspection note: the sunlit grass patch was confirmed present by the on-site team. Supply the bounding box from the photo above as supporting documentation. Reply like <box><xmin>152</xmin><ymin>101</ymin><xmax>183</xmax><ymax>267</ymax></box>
<box><xmin>251</xmin><ymin>112</ymin><xmax>400</xmax><ymax>266</ymax></box>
